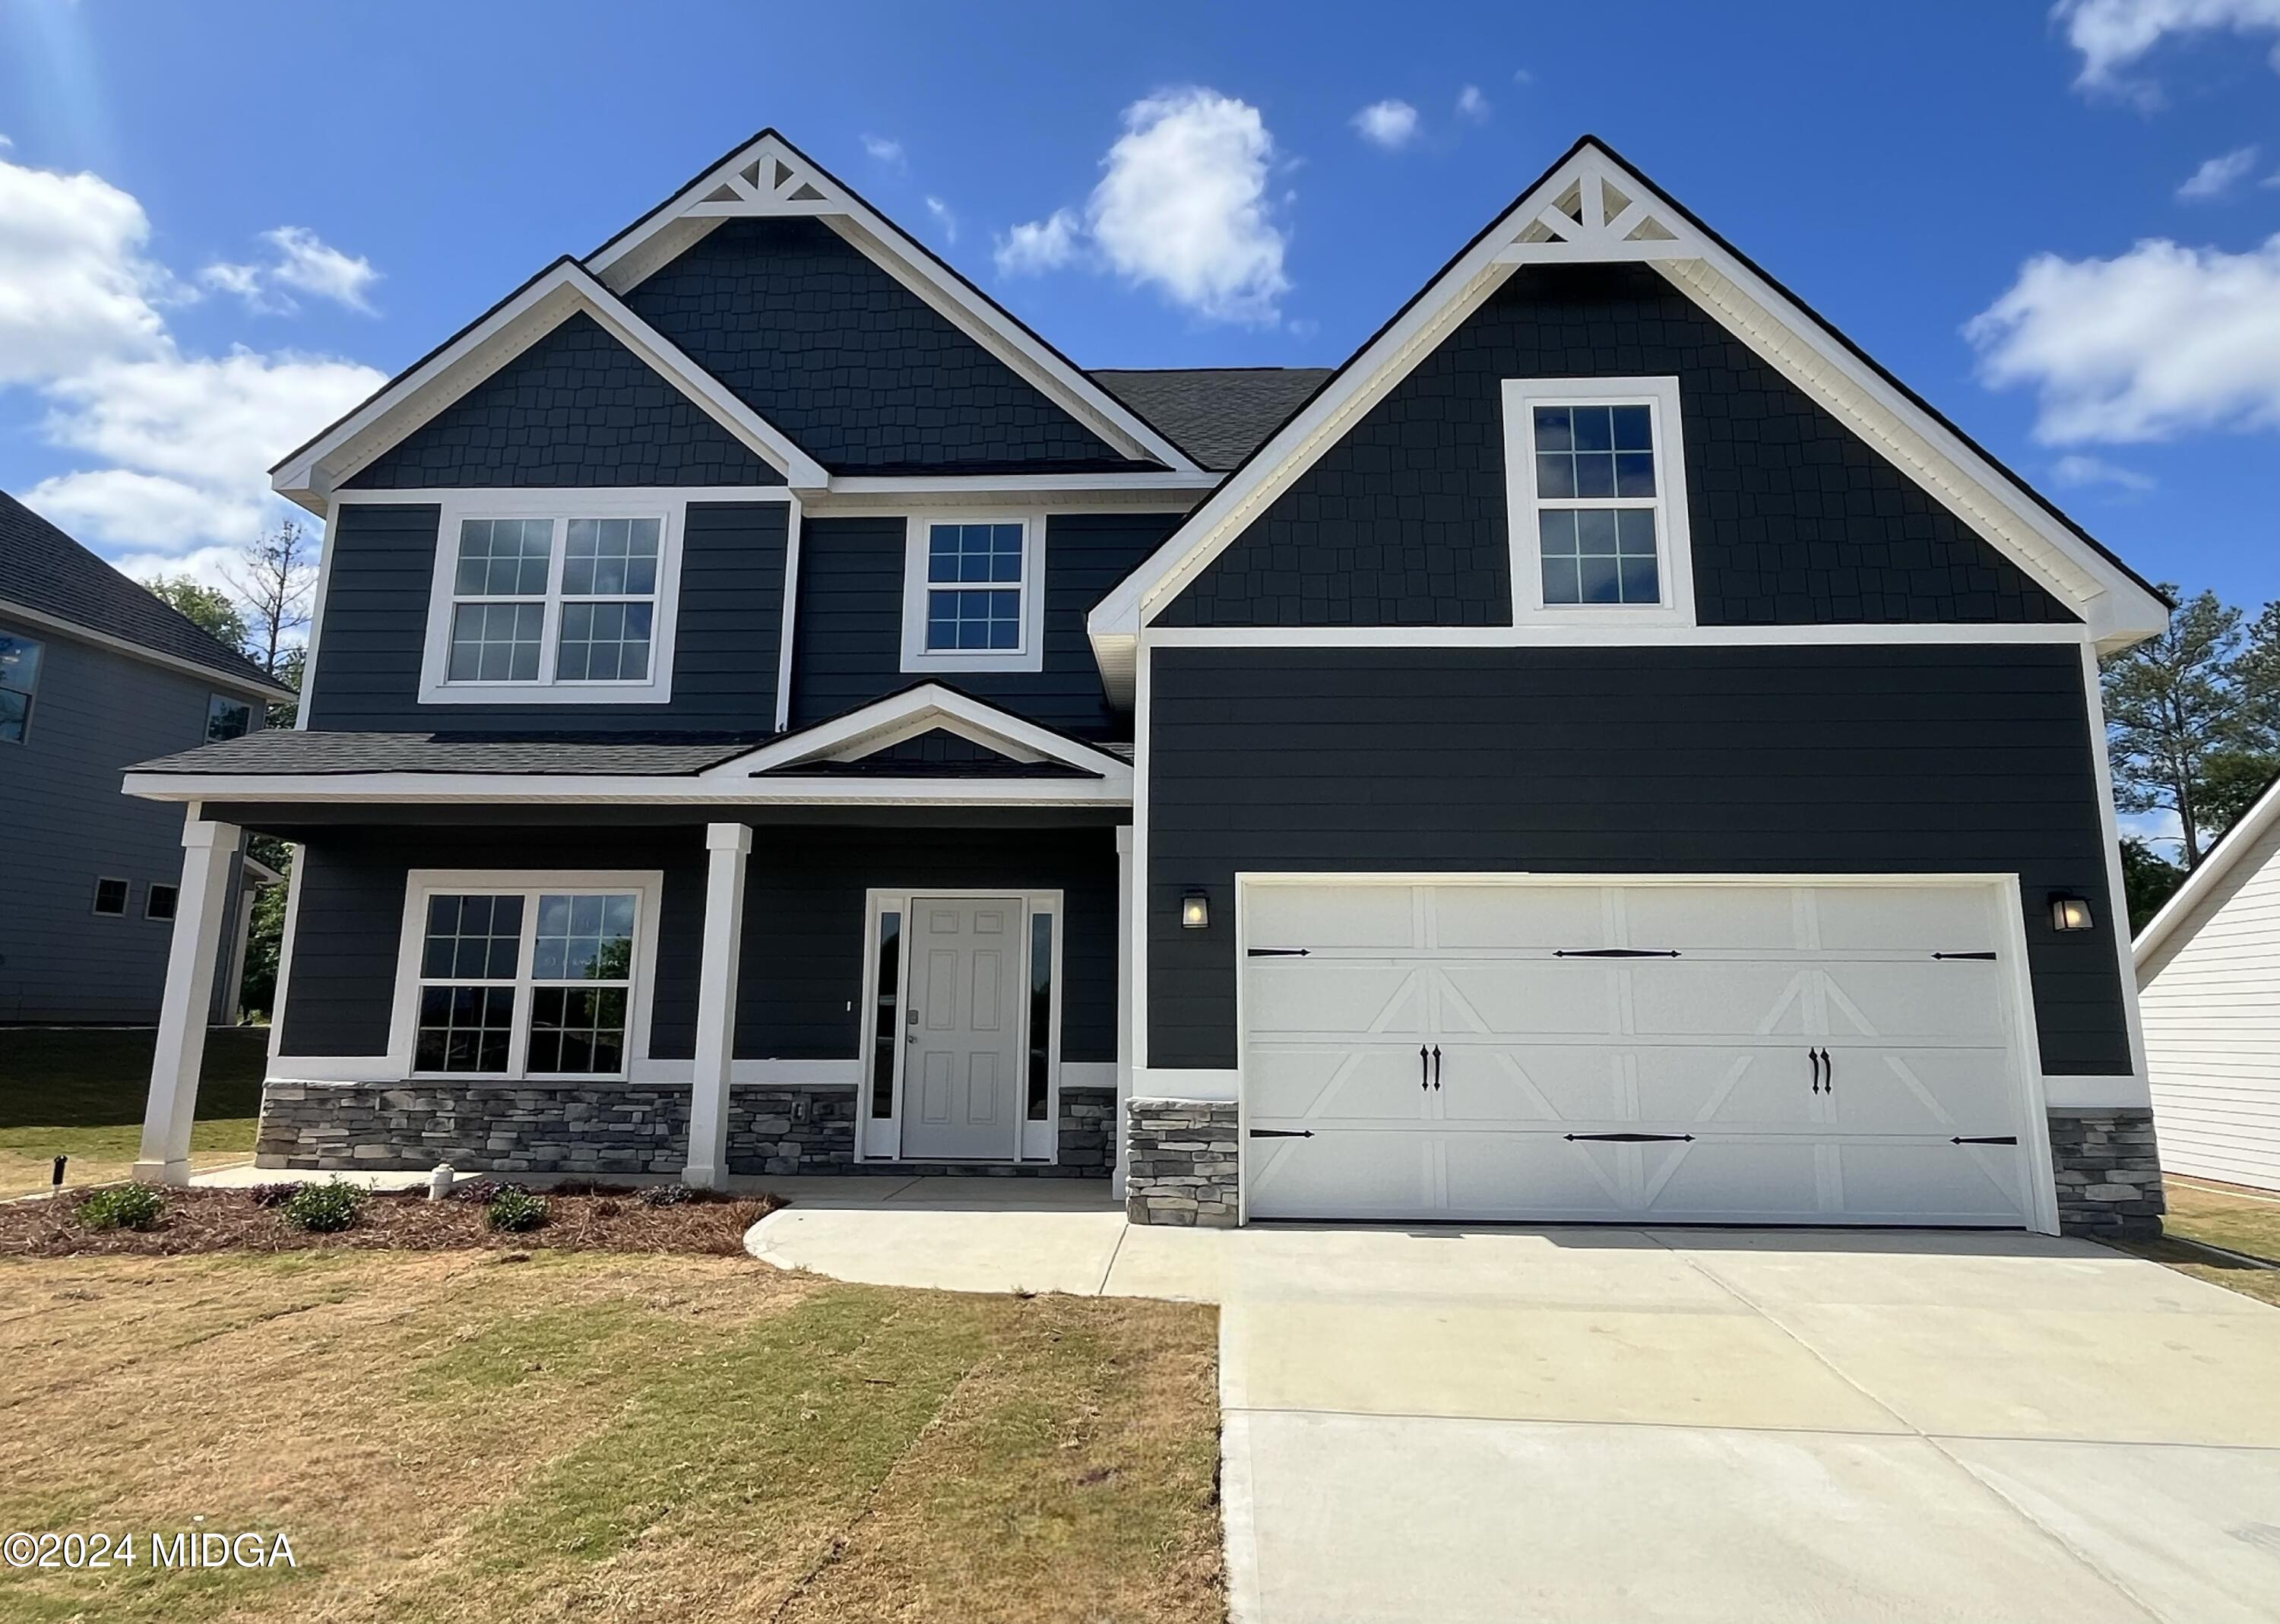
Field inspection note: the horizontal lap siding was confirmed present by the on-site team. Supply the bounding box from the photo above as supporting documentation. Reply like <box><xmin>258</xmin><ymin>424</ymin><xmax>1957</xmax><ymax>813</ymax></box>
<box><xmin>1146</xmin><ymin>644</ymin><xmax>2126</xmax><ymax>1075</ymax></box>
<box><xmin>2141</xmin><ymin>817</ymin><xmax>2280</xmax><ymax>1190</ymax></box>
<box><xmin>306</xmin><ymin>501</ymin><xmax>786</xmax><ymax>733</ymax></box>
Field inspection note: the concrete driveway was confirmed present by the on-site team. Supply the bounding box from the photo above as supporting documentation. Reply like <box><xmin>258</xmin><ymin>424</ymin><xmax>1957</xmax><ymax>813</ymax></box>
<box><xmin>746</xmin><ymin>1191</ymin><xmax>2280</xmax><ymax>1622</ymax></box>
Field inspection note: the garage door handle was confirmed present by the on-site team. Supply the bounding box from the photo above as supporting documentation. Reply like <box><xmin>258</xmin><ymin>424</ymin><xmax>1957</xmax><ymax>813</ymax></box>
<box><xmin>1249</xmin><ymin>1129</ymin><xmax>1314</xmax><ymax>1138</ymax></box>
<box><xmin>1554</xmin><ymin>948</ymin><xmax>1681</xmax><ymax>958</ymax></box>
<box><xmin>1931</xmin><ymin>951</ymin><xmax>1998</xmax><ymax>961</ymax></box>
<box><xmin>1248</xmin><ymin>948</ymin><xmax>1312</xmax><ymax>958</ymax></box>
<box><xmin>1564</xmin><ymin>1132</ymin><xmax>1696</xmax><ymax>1142</ymax></box>
<box><xmin>1432</xmin><ymin>1045</ymin><xmax>1442</xmax><ymax>1090</ymax></box>
<box><xmin>1809</xmin><ymin>1048</ymin><xmax>1822</xmax><ymax>1094</ymax></box>
<box><xmin>1420</xmin><ymin>1044</ymin><xmax>1430</xmax><ymax>1090</ymax></box>
<box><xmin>1951</xmin><ymin>1135</ymin><xmax>2017</xmax><ymax>1145</ymax></box>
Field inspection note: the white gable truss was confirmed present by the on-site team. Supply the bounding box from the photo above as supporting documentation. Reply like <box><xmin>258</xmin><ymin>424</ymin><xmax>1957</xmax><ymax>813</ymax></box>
<box><xmin>716</xmin><ymin>682</ymin><xmax>1132</xmax><ymax>787</ymax></box>
<box><xmin>1088</xmin><ymin>137</ymin><xmax>2170</xmax><ymax>700</ymax></box>
<box><xmin>585</xmin><ymin>129</ymin><xmax>1203</xmax><ymax>476</ymax></box>
<box><xmin>271</xmin><ymin>259</ymin><xmax>828</xmax><ymax>508</ymax></box>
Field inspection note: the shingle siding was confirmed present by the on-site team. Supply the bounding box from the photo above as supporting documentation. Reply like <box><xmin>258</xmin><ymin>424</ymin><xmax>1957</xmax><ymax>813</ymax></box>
<box><xmin>1158</xmin><ymin>263</ymin><xmax>2076</xmax><ymax>628</ymax></box>
<box><xmin>306</xmin><ymin>500</ymin><xmax>787</xmax><ymax>733</ymax></box>
<box><xmin>1145</xmin><ymin>644</ymin><xmax>2126</xmax><ymax>1075</ymax></box>
<box><xmin>345</xmin><ymin>313</ymin><xmax>784</xmax><ymax>489</ymax></box>
<box><xmin>788</xmin><ymin>511</ymin><xmax>1178</xmax><ymax>740</ymax></box>
<box><xmin>623</xmin><ymin>217</ymin><xmax>1149</xmax><ymax>475</ymax></box>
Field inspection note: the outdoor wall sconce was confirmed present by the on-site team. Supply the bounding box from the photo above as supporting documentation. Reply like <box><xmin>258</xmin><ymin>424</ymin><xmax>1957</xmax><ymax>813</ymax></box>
<box><xmin>1180</xmin><ymin>891</ymin><xmax>1210</xmax><ymax>929</ymax></box>
<box><xmin>2048</xmin><ymin>894</ymin><xmax>2095</xmax><ymax>932</ymax></box>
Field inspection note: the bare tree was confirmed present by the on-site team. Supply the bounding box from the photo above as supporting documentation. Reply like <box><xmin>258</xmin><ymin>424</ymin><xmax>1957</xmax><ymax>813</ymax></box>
<box><xmin>224</xmin><ymin>521</ymin><xmax>317</xmax><ymax>678</ymax></box>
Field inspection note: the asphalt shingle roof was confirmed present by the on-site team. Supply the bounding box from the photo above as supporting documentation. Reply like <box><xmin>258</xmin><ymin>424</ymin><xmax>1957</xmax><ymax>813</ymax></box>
<box><xmin>1089</xmin><ymin>368</ymin><xmax>1333</xmax><ymax>471</ymax></box>
<box><xmin>131</xmin><ymin>730</ymin><xmax>770</xmax><ymax>777</ymax></box>
<box><xmin>0</xmin><ymin>491</ymin><xmax>286</xmax><ymax>693</ymax></box>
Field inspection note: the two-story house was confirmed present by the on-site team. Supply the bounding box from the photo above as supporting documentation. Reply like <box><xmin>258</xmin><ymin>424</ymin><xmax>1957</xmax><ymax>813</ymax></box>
<box><xmin>2</xmin><ymin>493</ymin><xmax>287</xmax><ymax>1025</ymax></box>
<box><xmin>123</xmin><ymin>132</ymin><xmax>2169</xmax><ymax>1239</ymax></box>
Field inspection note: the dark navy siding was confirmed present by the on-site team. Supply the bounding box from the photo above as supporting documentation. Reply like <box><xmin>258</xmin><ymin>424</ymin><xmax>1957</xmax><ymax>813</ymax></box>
<box><xmin>1160</xmin><ymin>263</ymin><xmax>2075</xmax><ymax>628</ymax></box>
<box><xmin>736</xmin><ymin>823</ymin><xmax>1118</xmax><ymax>1062</ymax></box>
<box><xmin>346</xmin><ymin>313</ymin><xmax>783</xmax><ymax>489</ymax></box>
<box><xmin>788</xmin><ymin>511</ymin><xmax>1179</xmax><ymax>740</ymax></box>
<box><xmin>623</xmin><ymin>217</ymin><xmax>1151</xmax><ymax>475</ymax></box>
<box><xmin>1147</xmin><ymin>644</ymin><xmax>2126</xmax><ymax>1075</ymax></box>
<box><xmin>306</xmin><ymin>500</ymin><xmax>787</xmax><ymax>733</ymax></box>
<box><xmin>276</xmin><ymin>825</ymin><xmax>708</xmax><ymax>1059</ymax></box>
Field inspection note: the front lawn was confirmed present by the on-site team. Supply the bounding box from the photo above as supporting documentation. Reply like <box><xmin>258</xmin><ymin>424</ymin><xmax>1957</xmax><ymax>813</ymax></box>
<box><xmin>0</xmin><ymin>1027</ymin><xmax>267</xmax><ymax>1199</ymax></box>
<box><xmin>0</xmin><ymin>1251</ymin><xmax>1224</xmax><ymax>1622</ymax></box>
<box><xmin>2160</xmin><ymin>1176</ymin><xmax>2280</xmax><ymax>1265</ymax></box>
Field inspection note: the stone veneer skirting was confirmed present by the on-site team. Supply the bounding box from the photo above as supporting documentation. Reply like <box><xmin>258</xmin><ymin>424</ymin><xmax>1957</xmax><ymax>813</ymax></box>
<box><xmin>2047</xmin><ymin>1107</ymin><xmax>2164</xmax><ymax>1241</ymax></box>
<box><xmin>1124</xmin><ymin>1098</ymin><xmax>1240</xmax><ymax>1227</ymax></box>
<box><xmin>256</xmin><ymin>1081</ymin><xmax>1116</xmax><ymax>1178</ymax></box>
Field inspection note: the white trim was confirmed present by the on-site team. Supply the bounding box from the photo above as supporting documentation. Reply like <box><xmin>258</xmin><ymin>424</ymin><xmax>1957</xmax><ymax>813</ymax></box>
<box><xmin>685</xmin><ymin>823</ymin><xmax>750</xmax><ymax>1188</ymax></box>
<box><xmin>1502</xmin><ymin>376</ymin><xmax>1696</xmax><ymax>628</ymax></box>
<box><xmin>383</xmin><ymin>869</ymin><xmax>665</xmax><ymax>1084</ymax></box>
<box><xmin>827</xmin><ymin>472</ymin><xmax>1218</xmax><ymax>497</ymax></box>
<box><xmin>1087</xmin><ymin>139</ymin><xmax>2166</xmax><ymax>662</ymax></box>
<box><xmin>134</xmin><ymin>814</ymin><xmax>241</xmax><ymax>1184</ymax></box>
<box><xmin>2134</xmin><ymin>766</ymin><xmax>2280</xmax><ymax>968</ymax></box>
<box><xmin>264</xmin><ymin>1055</ymin><xmax>868</xmax><ymax>1087</ymax></box>
<box><xmin>1114</xmin><ymin>822</ymin><xmax>1134</xmax><ymax>1199</ymax></box>
<box><xmin>271</xmin><ymin>261</ymin><xmax>828</xmax><ymax>505</ymax></box>
<box><xmin>334</xmin><ymin>485</ymin><xmax>797</xmax><ymax>507</ymax></box>
<box><xmin>267</xmin><ymin>844</ymin><xmax>305</xmax><ymax>1064</ymax></box>
<box><xmin>1142</xmin><ymin>622</ymin><xmax>2092</xmax><ymax>650</ymax></box>
<box><xmin>125</xmin><ymin>771</ymin><xmax>1133</xmax><ymax>807</ymax></box>
<box><xmin>1131</xmin><ymin>639</ymin><xmax>1152</xmax><ymax>1078</ymax></box>
<box><xmin>898</xmin><ymin>512</ymin><xmax>1048</xmax><ymax>675</ymax></box>
<box><xmin>2076</xmin><ymin>644</ymin><xmax>2151</xmax><ymax>1083</ymax></box>
<box><xmin>416</xmin><ymin>493</ymin><xmax>684</xmax><ymax>706</ymax></box>
<box><xmin>712</xmin><ymin>682</ymin><xmax>1132</xmax><ymax>780</ymax></box>
<box><xmin>2044</xmin><ymin>1075</ymin><xmax>2153</xmax><ymax>1111</ymax></box>
<box><xmin>774</xmin><ymin>495</ymin><xmax>803</xmax><ymax>734</ymax></box>
<box><xmin>0</xmin><ymin>597</ymin><xmax>285</xmax><ymax>704</ymax></box>
<box><xmin>582</xmin><ymin>131</ymin><xmax>1201</xmax><ymax>475</ymax></box>
<box><xmin>1227</xmin><ymin>870</ymin><xmax>2060</xmax><ymax>1236</ymax></box>
<box><xmin>1133</xmin><ymin>1072</ymin><xmax>1240</xmax><ymax>1103</ymax></box>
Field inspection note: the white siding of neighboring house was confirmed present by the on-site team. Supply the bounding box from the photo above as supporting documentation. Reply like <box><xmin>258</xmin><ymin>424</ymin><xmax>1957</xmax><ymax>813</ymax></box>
<box><xmin>2139</xmin><ymin>816</ymin><xmax>2280</xmax><ymax>1193</ymax></box>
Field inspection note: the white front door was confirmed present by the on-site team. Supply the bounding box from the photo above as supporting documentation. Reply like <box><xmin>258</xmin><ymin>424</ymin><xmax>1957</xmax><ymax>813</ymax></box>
<box><xmin>1242</xmin><ymin>880</ymin><xmax>2041</xmax><ymax>1227</ymax></box>
<box><xmin>900</xmin><ymin>896</ymin><xmax>1024</xmax><ymax>1160</ymax></box>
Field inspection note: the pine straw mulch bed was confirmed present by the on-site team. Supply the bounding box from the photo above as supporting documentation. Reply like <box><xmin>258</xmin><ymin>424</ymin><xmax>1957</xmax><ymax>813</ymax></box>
<box><xmin>0</xmin><ymin>1181</ymin><xmax>783</xmax><ymax>1259</ymax></box>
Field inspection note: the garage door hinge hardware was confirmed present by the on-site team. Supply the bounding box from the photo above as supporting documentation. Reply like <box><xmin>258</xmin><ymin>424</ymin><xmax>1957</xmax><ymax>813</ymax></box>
<box><xmin>1564</xmin><ymin>1132</ymin><xmax>1696</xmax><ymax>1142</ymax></box>
<box><xmin>1951</xmin><ymin>1135</ymin><xmax>2018</xmax><ymax>1145</ymax></box>
<box><xmin>1246</xmin><ymin>948</ymin><xmax>1312</xmax><ymax>958</ymax></box>
<box><xmin>1554</xmin><ymin>948</ymin><xmax>1681</xmax><ymax>958</ymax></box>
<box><xmin>1930</xmin><ymin>951</ymin><xmax>1998</xmax><ymax>961</ymax></box>
<box><xmin>1249</xmin><ymin>1129</ymin><xmax>1314</xmax><ymax>1138</ymax></box>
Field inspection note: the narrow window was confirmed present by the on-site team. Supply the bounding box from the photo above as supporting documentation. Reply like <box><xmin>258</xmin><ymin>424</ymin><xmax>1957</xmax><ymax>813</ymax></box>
<box><xmin>147</xmin><ymin>884</ymin><xmax>179</xmax><ymax>922</ymax></box>
<box><xmin>0</xmin><ymin>629</ymin><xmax>44</xmax><ymax>744</ymax></box>
<box><xmin>869</xmin><ymin>910</ymin><xmax>902</xmax><ymax>1119</ymax></box>
<box><xmin>448</xmin><ymin>518</ymin><xmax>553</xmax><ymax>682</ymax></box>
<box><xmin>413</xmin><ymin>893</ymin><xmax>524</xmax><ymax>1074</ymax></box>
<box><xmin>555</xmin><ymin>518</ymin><xmax>660</xmax><ymax>681</ymax></box>
<box><xmin>525</xmin><ymin>892</ymin><xmax>637</xmax><ymax>1075</ymax></box>
<box><xmin>1531</xmin><ymin>403</ymin><xmax>1661</xmax><ymax>606</ymax></box>
<box><xmin>206</xmin><ymin>693</ymin><xmax>255</xmax><ymax>742</ymax></box>
<box><xmin>92</xmin><ymin>877</ymin><xmax>129</xmax><ymax>916</ymax></box>
<box><xmin>926</xmin><ymin>522</ymin><xmax>1025</xmax><ymax>651</ymax></box>
<box><xmin>1026</xmin><ymin>911</ymin><xmax>1053</xmax><ymax>1122</ymax></box>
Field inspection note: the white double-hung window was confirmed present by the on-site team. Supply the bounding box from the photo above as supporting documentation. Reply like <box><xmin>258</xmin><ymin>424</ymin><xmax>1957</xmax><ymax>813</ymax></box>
<box><xmin>1502</xmin><ymin>376</ymin><xmax>1694</xmax><ymax>626</ymax></box>
<box><xmin>899</xmin><ymin>512</ymin><xmax>1047</xmax><ymax>673</ymax></box>
<box><xmin>419</xmin><ymin>496</ymin><xmax>680</xmax><ymax>702</ymax></box>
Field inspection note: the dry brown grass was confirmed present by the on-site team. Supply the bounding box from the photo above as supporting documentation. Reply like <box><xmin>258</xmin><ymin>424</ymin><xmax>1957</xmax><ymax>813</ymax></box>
<box><xmin>0</xmin><ymin>1251</ymin><xmax>1223</xmax><ymax>1623</ymax></box>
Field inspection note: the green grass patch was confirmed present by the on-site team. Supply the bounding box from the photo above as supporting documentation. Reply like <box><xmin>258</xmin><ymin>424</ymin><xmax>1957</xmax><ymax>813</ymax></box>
<box><xmin>2162</xmin><ymin>1179</ymin><xmax>2280</xmax><ymax>1265</ymax></box>
<box><xmin>0</xmin><ymin>1027</ymin><xmax>268</xmax><ymax>1197</ymax></box>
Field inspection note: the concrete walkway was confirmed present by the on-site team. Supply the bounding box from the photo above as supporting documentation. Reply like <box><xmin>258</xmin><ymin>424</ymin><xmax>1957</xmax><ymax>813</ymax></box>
<box><xmin>745</xmin><ymin>1195</ymin><xmax>2280</xmax><ymax>1623</ymax></box>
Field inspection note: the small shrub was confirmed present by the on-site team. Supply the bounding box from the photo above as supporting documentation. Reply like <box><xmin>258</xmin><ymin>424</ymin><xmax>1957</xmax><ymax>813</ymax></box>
<box><xmin>78</xmin><ymin>1184</ymin><xmax>165</xmax><ymax>1231</ymax></box>
<box><xmin>281</xmin><ymin>1182</ymin><xmax>363</xmax><ymax>1233</ymax></box>
<box><xmin>486</xmin><ymin>1188</ymin><xmax>549</xmax><ymax>1233</ymax></box>
<box><xmin>640</xmin><ymin>1184</ymin><xmax>695</xmax><ymax>1208</ymax></box>
<box><xmin>246</xmin><ymin>1182</ymin><xmax>305</xmax><ymax>1208</ymax></box>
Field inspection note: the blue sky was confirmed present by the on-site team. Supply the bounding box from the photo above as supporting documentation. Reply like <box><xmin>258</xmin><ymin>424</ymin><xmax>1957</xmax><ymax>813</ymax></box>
<box><xmin>1</xmin><ymin>0</ymin><xmax>2276</xmax><ymax>622</ymax></box>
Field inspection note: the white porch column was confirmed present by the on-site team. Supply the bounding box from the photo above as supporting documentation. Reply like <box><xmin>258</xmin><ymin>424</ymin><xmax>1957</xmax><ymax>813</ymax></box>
<box><xmin>684</xmin><ymin>821</ymin><xmax>751</xmax><ymax>1189</ymax></box>
<box><xmin>1113</xmin><ymin>824</ymin><xmax>1134</xmax><ymax>1200</ymax></box>
<box><xmin>135</xmin><ymin>812</ymin><xmax>242</xmax><ymax>1186</ymax></box>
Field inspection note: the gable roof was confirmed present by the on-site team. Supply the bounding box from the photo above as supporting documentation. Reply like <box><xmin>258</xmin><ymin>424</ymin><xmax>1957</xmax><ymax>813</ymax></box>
<box><xmin>1090</xmin><ymin>369</ymin><xmax>1335</xmax><ymax>471</ymax></box>
<box><xmin>0</xmin><ymin>492</ymin><xmax>289</xmax><ymax>698</ymax></box>
<box><xmin>1087</xmin><ymin>135</ymin><xmax>2169</xmax><ymax>694</ymax></box>
<box><xmin>2134</xmin><ymin>770</ymin><xmax>2280</xmax><ymax>970</ymax></box>
<box><xmin>584</xmin><ymin>128</ymin><xmax>1202</xmax><ymax>476</ymax></box>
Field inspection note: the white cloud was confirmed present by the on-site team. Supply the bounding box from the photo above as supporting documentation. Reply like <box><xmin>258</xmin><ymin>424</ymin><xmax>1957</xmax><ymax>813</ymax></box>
<box><xmin>263</xmin><ymin>226</ymin><xmax>378</xmax><ymax>312</ymax></box>
<box><xmin>1967</xmin><ymin>234</ymin><xmax>2280</xmax><ymax>442</ymax></box>
<box><xmin>1456</xmin><ymin>85</ymin><xmax>1490</xmax><ymax>122</ymax></box>
<box><xmin>1512</xmin><ymin>67</ymin><xmax>1534</xmax><ymax>85</ymax></box>
<box><xmin>923</xmin><ymin>195</ymin><xmax>957</xmax><ymax>243</ymax></box>
<box><xmin>1352</xmin><ymin>99</ymin><xmax>1420</xmax><ymax>150</ymax></box>
<box><xmin>2051</xmin><ymin>452</ymin><xmax>2156</xmax><ymax>490</ymax></box>
<box><xmin>995</xmin><ymin>207</ymin><xmax>1081</xmax><ymax>276</ymax></box>
<box><xmin>0</xmin><ymin>146</ymin><xmax>383</xmax><ymax>560</ymax></box>
<box><xmin>862</xmin><ymin>134</ymin><xmax>905</xmax><ymax>169</ymax></box>
<box><xmin>1001</xmin><ymin>89</ymin><xmax>1290</xmax><ymax>324</ymax></box>
<box><xmin>2054</xmin><ymin>0</ymin><xmax>2280</xmax><ymax>96</ymax></box>
<box><xmin>2178</xmin><ymin>144</ymin><xmax>2259</xmax><ymax>199</ymax></box>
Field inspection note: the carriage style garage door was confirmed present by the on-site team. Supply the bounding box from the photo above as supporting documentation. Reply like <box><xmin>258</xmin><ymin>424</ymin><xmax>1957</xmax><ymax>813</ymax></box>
<box><xmin>1240</xmin><ymin>879</ymin><xmax>2045</xmax><ymax>1227</ymax></box>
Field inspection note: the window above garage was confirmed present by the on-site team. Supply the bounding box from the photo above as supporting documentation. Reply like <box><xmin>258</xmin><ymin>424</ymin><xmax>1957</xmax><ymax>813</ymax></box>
<box><xmin>1501</xmin><ymin>376</ymin><xmax>1696</xmax><ymax>629</ymax></box>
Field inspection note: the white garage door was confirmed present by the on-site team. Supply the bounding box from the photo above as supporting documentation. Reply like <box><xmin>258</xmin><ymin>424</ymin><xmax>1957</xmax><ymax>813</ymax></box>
<box><xmin>1241</xmin><ymin>880</ymin><xmax>2041</xmax><ymax>1227</ymax></box>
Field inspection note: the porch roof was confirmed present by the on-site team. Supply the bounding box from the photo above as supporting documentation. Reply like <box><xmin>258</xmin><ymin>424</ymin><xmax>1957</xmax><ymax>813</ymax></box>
<box><xmin>130</xmin><ymin>729</ymin><xmax>771</xmax><ymax>777</ymax></box>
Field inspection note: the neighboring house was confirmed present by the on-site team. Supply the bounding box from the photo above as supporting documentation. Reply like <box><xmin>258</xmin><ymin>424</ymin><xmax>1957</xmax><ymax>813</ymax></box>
<box><xmin>0</xmin><ymin>493</ymin><xmax>290</xmax><ymax>1024</ymax></box>
<box><xmin>121</xmin><ymin>131</ymin><xmax>2169</xmax><ymax>1240</ymax></box>
<box><xmin>2135</xmin><ymin>774</ymin><xmax>2280</xmax><ymax>1194</ymax></box>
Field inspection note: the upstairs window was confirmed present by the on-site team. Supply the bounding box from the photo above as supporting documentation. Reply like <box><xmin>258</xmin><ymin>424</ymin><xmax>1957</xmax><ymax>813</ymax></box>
<box><xmin>1502</xmin><ymin>377</ymin><xmax>1695</xmax><ymax>628</ymax></box>
<box><xmin>901</xmin><ymin>513</ymin><xmax>1047</xmax><ymax>673</ymax></box>
<box><xmin>0</xmin><ymin>628</ymin><xmax>43</xmax><ymax>744</ymax></box>
<box><xmin>206</xmin><ymin>693</ymin><xmax>257</xmax><ymax>742</ymax></box>
<box><xmin>417</xmin><ymin>499</ymin><xmax>681</xmax><ymax>705</ymax></box>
